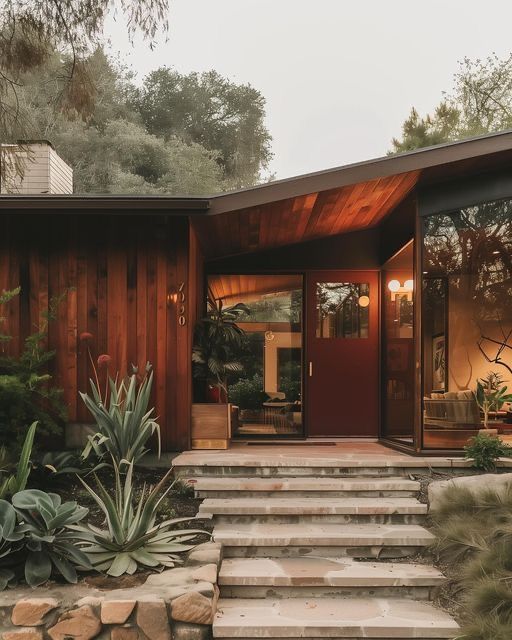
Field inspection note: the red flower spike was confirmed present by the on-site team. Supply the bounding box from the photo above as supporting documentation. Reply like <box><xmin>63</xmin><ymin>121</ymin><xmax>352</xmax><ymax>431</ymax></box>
<box><xmin>97</xmin><ymin>354</ymin><xmax>112</xmax><ymax>368</ymax></box>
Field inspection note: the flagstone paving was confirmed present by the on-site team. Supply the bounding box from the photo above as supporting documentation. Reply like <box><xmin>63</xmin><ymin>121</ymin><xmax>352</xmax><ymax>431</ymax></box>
<box><xmin>179</xmin><ymin>447</ymin><xmax>460</xmax><ymax>639</ymax></box>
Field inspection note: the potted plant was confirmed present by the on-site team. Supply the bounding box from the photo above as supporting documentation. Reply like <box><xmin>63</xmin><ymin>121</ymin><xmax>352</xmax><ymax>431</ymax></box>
<box><xmin>475</xmin><ymin>372</ymin><xmax>512</xmax><ymax>434</ymax></box>
<box><xmin>191</xmin><ymin>298</ymin><xmax>248</xmax><ymax>448</ymax></box>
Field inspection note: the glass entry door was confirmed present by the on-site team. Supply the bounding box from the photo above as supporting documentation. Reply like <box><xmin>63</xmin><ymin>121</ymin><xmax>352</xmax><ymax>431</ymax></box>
<box><xmin>306</xmin><ymin>271</ymin><xmax>379</xmax><ymax>437</ymax></box>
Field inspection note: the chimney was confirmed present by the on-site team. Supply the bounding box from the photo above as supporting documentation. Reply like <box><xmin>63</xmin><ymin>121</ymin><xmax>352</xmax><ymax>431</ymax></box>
<box><xmin>0</xmin><ymin>140</ymin><xmax>73</xmax><ymax>194</ymax></box>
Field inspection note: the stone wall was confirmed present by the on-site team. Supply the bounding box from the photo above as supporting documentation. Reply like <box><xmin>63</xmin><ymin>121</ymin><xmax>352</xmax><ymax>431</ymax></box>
<box><xmin>0</xmin><ymin>542</ymin><xmax>222</xmax><ymax>640</ymax></box>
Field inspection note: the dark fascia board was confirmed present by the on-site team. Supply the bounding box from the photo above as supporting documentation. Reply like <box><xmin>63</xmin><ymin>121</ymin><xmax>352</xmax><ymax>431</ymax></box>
<box><xmin>208</xmin><ymin>130</ymin><xmax>512</xmax><ymax>215</ymax></box>
<box><xmin>0</xmin><ymin>194</ymin><xmax>210</xmax><ymax>213</ymax></box>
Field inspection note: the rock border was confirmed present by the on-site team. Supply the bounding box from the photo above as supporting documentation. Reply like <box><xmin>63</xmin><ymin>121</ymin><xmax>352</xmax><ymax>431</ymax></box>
<box><xmin>0</xmin><ymin>542</ymin><xmax>222</xmax><ymax>640</ymax></box>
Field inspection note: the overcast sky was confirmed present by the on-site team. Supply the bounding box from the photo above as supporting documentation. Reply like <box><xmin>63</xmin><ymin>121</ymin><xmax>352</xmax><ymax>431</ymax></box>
<box><xmin>106</xmin><ymin>0</ymin><xmax>512</xmax><ymax>181</ymax></box>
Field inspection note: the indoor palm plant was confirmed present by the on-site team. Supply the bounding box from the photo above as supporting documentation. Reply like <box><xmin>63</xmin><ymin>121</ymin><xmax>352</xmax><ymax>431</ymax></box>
<box><xmin>192</xmin><ymin>296</ymin><xmax>249</xmax><ymax>402</ymax></box>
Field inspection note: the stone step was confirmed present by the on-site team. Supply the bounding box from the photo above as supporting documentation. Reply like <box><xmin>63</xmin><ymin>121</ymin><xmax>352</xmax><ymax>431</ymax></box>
<box><xmin>189</xmin><ymin>476</ymin><xmax>421</xmax><ymax>498</ymax></box>
<box><xmin>200</xmin><ymin>497</ymin><xmax>427</xmax><ymax>524</ymax></box>
<box><xmin>213</xmin><ymin>597</ymin><xmax>460</xmax><ymax>638</ymax></box>
<box><xmin>219</xmin><ymin>557</ymin><xmax>444</xmax><ymax>599</ymax></box>
<box><xmin>214</xmin><ymin>522</ymin><xmax>434</xmax><ymax>559</ymax></box>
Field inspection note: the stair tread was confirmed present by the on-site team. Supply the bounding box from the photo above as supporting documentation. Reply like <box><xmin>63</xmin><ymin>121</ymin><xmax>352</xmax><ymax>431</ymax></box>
<box><xmin>213</xmin><ymin>522</ymin><xmax>434</xmax><ymax>546</ymax></box>
<box><xmin>200</xmin><ymin>497</ymin><xmax>427</xmax><ymax>515</ymax></box>
<box><xmin>188</xmin><ymin>476</ymin><xmax>420</xmax><ymax>491</ymax></box>
<box><xmin>213</xmin><ymin>597</ymin><xmax>459</xmax><ymax>637</ymax></box>
<box><xmin>219</xmin><ymin>557</ymin><xmax>445</xmax><ymax>586</ymax></box>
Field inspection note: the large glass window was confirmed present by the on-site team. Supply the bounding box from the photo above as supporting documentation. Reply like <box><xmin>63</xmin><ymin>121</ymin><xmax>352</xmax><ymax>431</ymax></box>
<box><xmin>422</xmin><ymin>198</ymin><xmax>512</xmax><ymax>448</ymax></box>
<box><xmin>207</xmin><ymin>274</ymin><xmax>303</xmax><ymax>437</ymax></box>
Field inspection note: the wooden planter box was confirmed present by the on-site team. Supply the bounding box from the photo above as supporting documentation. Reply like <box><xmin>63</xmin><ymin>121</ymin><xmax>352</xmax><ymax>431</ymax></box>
<box><xmin>191</xmin><ymin>403</ymin><xmax>237</xmax><ymax>449</ymax></box>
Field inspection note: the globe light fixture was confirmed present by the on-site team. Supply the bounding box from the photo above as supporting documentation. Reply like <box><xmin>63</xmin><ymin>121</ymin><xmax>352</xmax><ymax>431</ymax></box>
<box><xmin>404</xmin><ymin>279</ymin><xmax>414</xmax><ymax>291</ymax></box>
<box><xmin>358</xmin><ymin>295</ymin><xmax>370</xmax><ymax>308</ymax></box>
<box><xmin>387</xmin><ymin>279</ymin><xmax>400</xmax><ymax>292</ymax></box>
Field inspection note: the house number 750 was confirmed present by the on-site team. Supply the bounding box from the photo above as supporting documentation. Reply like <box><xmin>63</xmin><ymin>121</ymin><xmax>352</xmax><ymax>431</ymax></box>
<box><xmin>178</xmin><ymin>282</ymin><xmax>186</xmax><ymax>326</ymax></box>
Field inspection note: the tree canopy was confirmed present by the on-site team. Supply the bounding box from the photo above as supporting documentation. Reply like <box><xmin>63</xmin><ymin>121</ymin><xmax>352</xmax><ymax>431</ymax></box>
<box><xmin>2</xmin><ymin>47</ymin><xmax>272</xmax><ymax>194</ymax></box>
<box><xmin>391</xmin><ymin>53</ymin><xmax>512</xmax><ymax>153</ymax></box>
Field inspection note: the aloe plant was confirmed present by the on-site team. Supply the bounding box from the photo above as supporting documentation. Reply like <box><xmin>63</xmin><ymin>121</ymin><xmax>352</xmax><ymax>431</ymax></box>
<box><xmin>72</xmin><ymin>462</ymin><xmax>207</xmax><ymax>576</ymax></box>
<box><xmin>80</xmin><ymin>369</ymin><xmax>160</xmax><ymax>467</ymax></box>
<box><xmin>12</xmin><ymin>490</ymin><xmax>91</xmax><ymax>586</ymax></box>
<box><xmin>0</xmin><ymin>500</ymin><xmax>24</xmax><ymax>589</ymax></box>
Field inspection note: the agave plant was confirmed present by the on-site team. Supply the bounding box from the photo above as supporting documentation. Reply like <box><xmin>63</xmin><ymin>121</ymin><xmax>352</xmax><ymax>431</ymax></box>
<box><xmin>12</xmin><ymin>490</ymin><xmax>91</xmax><ymax>586</ymax></box>
<box><xmin>0</xmin><ymin>500</ymin><xmax>25</xmax><ymax>589</ymax></box>
<box><xmin>72</xmin><ymin>462</ymin><xmax>207</xmax><ymax>576</ymax></box>
<box><xmin>80</xmin><ymin>368</ymin><xmax>160</xmax><ymax>467</ymax></box>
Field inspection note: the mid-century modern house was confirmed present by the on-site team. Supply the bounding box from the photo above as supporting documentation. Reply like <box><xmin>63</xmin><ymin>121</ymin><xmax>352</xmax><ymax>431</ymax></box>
<box><xmin>1</xmin><ymin>133</ymin><xmax>512</xmax><ymax>455</ymax></box>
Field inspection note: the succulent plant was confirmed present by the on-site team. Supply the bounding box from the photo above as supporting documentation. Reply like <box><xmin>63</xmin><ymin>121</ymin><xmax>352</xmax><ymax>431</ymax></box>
<box><xmin>12</xmin><ymin>490</ymin><xmax>91</xmax><ymax>586</ymax></box>
<box><xmin>72</xmin><ymin>461</ymin><xmax>207</xmax><ymax>576</ymax></box>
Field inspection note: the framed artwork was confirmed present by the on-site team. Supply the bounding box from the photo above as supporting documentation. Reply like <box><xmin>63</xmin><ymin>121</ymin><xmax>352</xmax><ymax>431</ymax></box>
<box><xmin>432</xmin><ymin>333</ymin><xmax>446</xmax><ymax>391</ymax></box>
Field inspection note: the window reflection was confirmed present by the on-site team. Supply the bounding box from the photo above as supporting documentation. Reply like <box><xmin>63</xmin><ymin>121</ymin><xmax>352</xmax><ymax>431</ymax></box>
<box><xmin>316</xmin><ymin>282</ymin><xmax>369</xmax><ymax>338</ymax></box>
<box><xmin>207</xmin><ymin>274</ymin><xmax>303</xmax><ymax>438</ymax></box>
<box><xmin>422</xmin><ymin>198</ymin><xmax>512</xmax><ymax>448</ymax></box>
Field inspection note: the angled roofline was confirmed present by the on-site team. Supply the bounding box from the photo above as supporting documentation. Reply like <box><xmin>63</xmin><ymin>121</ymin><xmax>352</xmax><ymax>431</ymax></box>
<box><xmin>1</xmin><ymin>130</ymin><xmax>512</xmax><ymax>214</ymax></box>
<box><xmin>208</xmin><ymin>129</ymin><xmax>512</xmax><ymax>214</ymax></box>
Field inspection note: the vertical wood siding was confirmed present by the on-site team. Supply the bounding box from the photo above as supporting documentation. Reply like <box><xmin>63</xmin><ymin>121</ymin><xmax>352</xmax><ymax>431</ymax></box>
<box><xmin>0</xmin><ymin>214</ymin><xmax>193</xmax><ymax>451</ymax></box>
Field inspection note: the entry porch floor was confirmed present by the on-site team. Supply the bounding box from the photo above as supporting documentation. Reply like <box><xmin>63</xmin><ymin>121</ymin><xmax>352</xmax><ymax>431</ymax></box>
<box><xmin>171</xmin><ymin>441</ymin><xmax>512</xmax><ymax>471</ymax></box>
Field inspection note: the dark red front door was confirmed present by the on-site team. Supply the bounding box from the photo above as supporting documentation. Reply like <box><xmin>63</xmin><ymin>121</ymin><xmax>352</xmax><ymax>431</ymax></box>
<box><xmin>306</xmin><ymin>271</ymin><xmax>379</xmax><ymax>437</ymax></box>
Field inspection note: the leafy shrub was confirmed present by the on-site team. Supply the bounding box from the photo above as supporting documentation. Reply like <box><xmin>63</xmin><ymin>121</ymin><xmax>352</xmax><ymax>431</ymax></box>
<box><xmin>464</xmin><ymin>433</ymin><xmax>512</xmax><ymax>471</ymax></box>
<box><xmin>229</xmin><ymin>374</ymin><xmax>266</xmax><ymax>410</ymax></box>
<box><xmin>74</xmin><ymin>461</ymin><xmax>207</xmax><ymax>576</ymax></box>
<box><xmin>80</xmin><ymin>367</ymin><xmax>160</xmax><ymax>467</ymax></box>
<box><xmin>0</xmin><ymin>288</ymin><xmax>67</xmax><ymax>452</ymax></box>
<box><xmin>11</xmin><ymin>490</ymin><xmax>91</xmax><ymax>586</ymax></box>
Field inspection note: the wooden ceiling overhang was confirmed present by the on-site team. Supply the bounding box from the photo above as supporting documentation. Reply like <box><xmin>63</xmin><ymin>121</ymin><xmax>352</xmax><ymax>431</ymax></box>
<box><xmin>194</xmin><ymin>170</ymin><xmax>419</xmax><ymax>258</ymax></box>
<box><xmin>194</xmin><ymin>131</ymin><xmax>512</xmax><ymax>259</ymax></box>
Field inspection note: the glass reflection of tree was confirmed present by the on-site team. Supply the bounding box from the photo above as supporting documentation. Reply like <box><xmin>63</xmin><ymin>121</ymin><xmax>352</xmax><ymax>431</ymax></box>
<box><xmin>317</xmin><ymin>283</ymin><xmax>367</xmax><ymax>338</ymax></box>
<box><xmin>424</xmin><ymin>199</ymin><xmax>512</xmax><ymax>322</ymax></box>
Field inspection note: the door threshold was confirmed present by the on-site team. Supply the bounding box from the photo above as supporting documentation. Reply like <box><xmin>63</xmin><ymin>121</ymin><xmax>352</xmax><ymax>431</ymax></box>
<box><xmin>239</xmin><ymin>437</ymin><xmax>379</xmax><ymax>446</ymax></box>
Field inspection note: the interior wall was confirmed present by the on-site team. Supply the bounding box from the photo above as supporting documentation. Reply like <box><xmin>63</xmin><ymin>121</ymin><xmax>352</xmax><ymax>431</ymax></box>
<box><xmin>448</xmin><ymin>280</ymin><xmax>512</xmax><ymax>392</ymax></box>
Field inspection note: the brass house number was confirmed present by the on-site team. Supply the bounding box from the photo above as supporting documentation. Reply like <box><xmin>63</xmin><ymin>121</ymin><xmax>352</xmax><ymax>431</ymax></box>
<box><xmin>178</xmin><ymin>281</ymin><xmax>186</xmax><ymax>326</ymax></box>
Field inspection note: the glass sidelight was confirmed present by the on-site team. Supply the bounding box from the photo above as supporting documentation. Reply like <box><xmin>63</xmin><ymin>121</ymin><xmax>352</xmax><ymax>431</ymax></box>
<box><xmin>381</xmin><ymin>242</ymin><xmax>415</xmax><ymax>446</ymax></box>
<box><xmin>207</xmin><ymin>274</ymin><xmax>303</xmax><ymax>437</ymax></box>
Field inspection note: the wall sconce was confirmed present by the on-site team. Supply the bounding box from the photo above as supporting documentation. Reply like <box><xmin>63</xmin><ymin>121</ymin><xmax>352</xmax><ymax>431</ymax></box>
<box><xmin>388</xmin><ymin>279</ymin><xmax>413</xmax><ymax>301</ymax></box>
<box><xmin>167</xmin><ymin>289</ymin><xmax>178</xmax><ymax>305</ymax></box>
<box><xmin>358</xmin><ymin>295</ymin><xmax>370</xmax><ymax>308</ymax></box>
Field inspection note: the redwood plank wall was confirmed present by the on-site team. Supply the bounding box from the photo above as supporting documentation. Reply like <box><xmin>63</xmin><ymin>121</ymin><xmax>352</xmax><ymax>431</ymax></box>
<box><xmin>0</xmin><ymin>214</ymin><xmax>193</xmax><ymax>452</ymax></box>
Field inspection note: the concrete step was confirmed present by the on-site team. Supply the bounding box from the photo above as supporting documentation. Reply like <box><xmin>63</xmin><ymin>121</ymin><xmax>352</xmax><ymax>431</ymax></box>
<box><xmin>219</xmin><ymin>557</ymin><xmax>445</xmax><ymax>599</ymax></box>
<box><xmin>213</xmin><ymin>597</ymin><xmax>460</xmax><ymax>638</ymax></box>
<box><xmin>189</xmin><ymin>476</ymin><xmax>421</xmax><ymax>498</ymax></box>
<box><xmin>214</xmin><ymin>522</ymin><xmax>434</xmax><ymax>559</ymax></box>
<box><xmin>200</xmin><ymin>497</ymin><xmax>427</xmax><ymax>524</ymax></box>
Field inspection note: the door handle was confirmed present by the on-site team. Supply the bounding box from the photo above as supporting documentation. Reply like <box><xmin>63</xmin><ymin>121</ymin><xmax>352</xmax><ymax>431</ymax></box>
<box><xmin>309</xmin><ymin>361</ymin><xmax>313</xmax><ymax>377</ymax></box>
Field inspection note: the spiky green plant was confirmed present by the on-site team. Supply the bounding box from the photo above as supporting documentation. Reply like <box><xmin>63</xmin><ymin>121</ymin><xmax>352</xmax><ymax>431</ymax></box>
<box><xmin>80</xmin><ymin>369</ymin><xmax>160</xmax><ymax>467</ymax></box>
<box><xmin>430</xmin><ymin>483</ymin><xmax>512</xmax><ymax>639</ymax></box>
<box><xmin>0</xmin><ymin>421</ymin><xmax>37</xmax><ymax>499</ymax></box>
<box><xmin>72</xmin><ymin>461</ymin><xmax>207</xmax><ymax>576</ymax></box>
<box><xmin>11</xmin><ymin>490</ymin><xmax>91</xmax><ymax>586</ymax></box>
